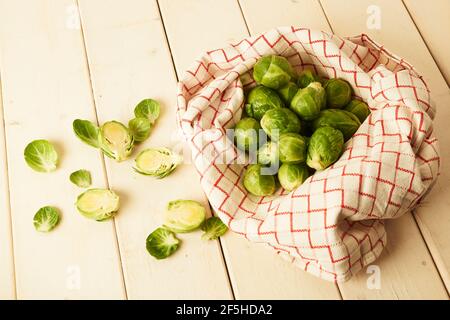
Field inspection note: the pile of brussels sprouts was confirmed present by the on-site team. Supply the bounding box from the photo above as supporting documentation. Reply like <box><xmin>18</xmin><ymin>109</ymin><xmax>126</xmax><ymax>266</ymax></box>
<box><xmin>235</xmin><ymin>55</ymin><xmax>370</xmax><ymax>196</ymax></box>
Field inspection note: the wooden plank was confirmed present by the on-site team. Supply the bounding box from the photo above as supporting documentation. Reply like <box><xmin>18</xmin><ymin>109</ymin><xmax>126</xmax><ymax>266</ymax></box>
<box><xmin>159</xmin><ymin>0</ymin><xmax>341</xmax><ymax>299</ymax></box>
<box><xmin>0</xmin><ymin>80</ymin><xmax>16</xmax><ymax>299</ymax></box>
<box><xmin>0</xmin><ymin>0</ymin><xmax>125</xmax><ymax>299</ymax></box>
<box><xmin>77</xmin><ymin>0</ymin><xmax>233</xmax><ymax>299</ymax></box>
<box><xmin>404</xmin><ymin>0</ymin><xmax>450</xmax><ymax>85</ymax></box>
<box><xmin>238</xmin><ymin>0</ymin><xmax>448</xmax><ymax>299</ymax></box>
<box><xmin>321</xmin><ymin>0</ymin><xmax>450</xmax><ymax>297</ymax></box>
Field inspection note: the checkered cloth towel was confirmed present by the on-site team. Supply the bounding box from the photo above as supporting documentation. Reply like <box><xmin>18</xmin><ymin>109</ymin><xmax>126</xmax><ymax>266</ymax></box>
<box><xmin>176</xmin><ymin>27</ymin><xmax>440</xmax><ymax>282</ymax></box>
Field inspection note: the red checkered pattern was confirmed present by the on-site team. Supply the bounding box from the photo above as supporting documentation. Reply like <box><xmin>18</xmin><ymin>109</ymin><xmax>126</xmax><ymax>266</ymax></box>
<box><xmin>176</xmin><ymin>27</ymin><xmax>440</xmax><ymax>282</ymax></box>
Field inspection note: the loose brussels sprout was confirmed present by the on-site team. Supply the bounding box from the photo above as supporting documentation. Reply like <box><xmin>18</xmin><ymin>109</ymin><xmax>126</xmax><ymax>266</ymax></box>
<box><xmin>201</xmin><ymin>217</ymin><xmax>228</xmax><ymax>241</ymax></box>
<box><xmin>324</xmin><ymin>78</ymin><xmax>352</xmax><ymax>108</ymax></box>
<box><xmin>164</xmin><ymin>200</ymin><xmax>207</xmax><ymax>233</ymax></box>
<box><xmin>243</xmin><ymin>164</ymin><xmax>276</xmax><ymax>196</ymax></box>
<box><xmin>290</xmin><ymin>82</ymin><xmax>326</xmax><ymax>121</ymax></box>
<box><xmin>344</xmin><ymin>99</ymin><xmax>370</xmax><ymax>123</ymax></box>
<box><xmin>33</xmin><ymin>206</ymin><xmax>60</xmax><ymax>232</ymax></box>
<box><xmin>297</xmin><ymin>70</ymin><xmax>320</xmax><ymax>89</ymax></box>
<box><xmin>245</xmin><ymin>86</ymin><xmax>284</xmax><ymax>120</ymax></box>
<box><xmin>98</xmin><ymin>121</ymin><xmax>134</xmax><ymax>162</ymax></box>
<box><xmin>73</xmin><ymin>119</ymin><xmax>100</xmax><ymax>148</ymax></box>
<box><xmin>278</xmin><ymin>133</ymin><xmax>307</xmax><ymax>164</ymax></box>
<box><xmin>253</xmin><ymin>55</ymin><xmax>294</xmax><ymax>89</ymax></box>
<box><xmin>24</xmin><ymin>139</ymin><xmax>58</xmax><ymax>173</ymax></box>
<box><xmin>306</xmin><ymin>127</ymin><xmax>344</xmax><ymax>170</ymax></box>
<box><xmin>277</xmin><ymin>82</ymin><xmax>298</xmax><ymax>104</ymax></box>
<box><xmin>134</xmin><ymin>98</ymin><xmax>161</xmax><ymax>123</ymax></box>
<box><xmin>146</xmin><ymin>227</ymin><xmax>180</xmax><ymax>260</ymax></box>
<box><xmin>260</xmin><ymin>108</ymin><xmax>301</xmax><ymax>140</ymax></box>
<box><xmin>128</xmin><ymin>117</ymin><xmax>152</xmax><ymax>143</ymax></box>
<box><xmin>70</xmin><ymin>169</ymin><xmax>92</xmax><ymax>188</ymax></box>
<box><xmin>76</xmin><ymin>188</ymin><xmax>120</xmax><ymax>221</ymax></box>
<box><xmin>257</xmin><ymin>141</ymin><xmax>279</xmax><ymax>166</ymax></box>
<box><xmin>134</xmin><ymin>147</ymin><xmax>182</xmax><ymax>178</ymax></box>
<box><xmin>234</xmin><ymin>117</ymin><xmax>262</xmax><ymax>151</ymax></box>
<box><xmin>311</xmin><ymin>109</ymin><xmax>361</xmax><ymax>141</ymax></box>
<box><xmin>278</xmin><ymin>163</ymin><xmax>310</xmax><ymax>191</ymax></box>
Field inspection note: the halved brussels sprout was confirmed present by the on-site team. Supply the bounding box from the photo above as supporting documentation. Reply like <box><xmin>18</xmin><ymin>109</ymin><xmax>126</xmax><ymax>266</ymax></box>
<box><xmin>128</xmin><ymin>117</ymin><xmax>152</xmax><ymax>143</ymax></box>
<box><xmin>260</xmin><ymin>108</ymin><xmax>301</xmax><ymax>140</ymax></box>
<box><xmin>277</xmin><ymin>82</ymin><xmax>298</xmax><ymax>104</ymax></box>
<box><xmin>76</xmin><ymin>188</ymin><xmax>120</xmax><ymax>221</ymax></box>
<box><xmin>297</xmin><ymin>70</ymin><xmax>320</xmax><ymax>89</ymax></box>
<box><xmin>243</xmin><ymin>164</ymin><xmax>276</xmax><ymax>196</ymax></box>
<box><xmin>278</xmin><ymin>163</ymin><xmax>310</xmax><ymax>191</ymax></box>
<box><xmin>98</xmin><ymin>121</ymin><xmax>134</xmax><ymax>162</ymax></box>
<box><xmin>33</xmin><ymin>206</ymin><xmax>60</xmax><ymax>232</ymax></box>
<box><xmin>164</xmin><ymin>200</ymin><xmax>207</xmax><ymax>233</ymax></box>
<box><xmin>257</xmin><ymin>141</ymin><xmax>279</xmax><ymax>166</ymax></box>
<box><xmin>324</xmin><ymin>78</ymin><xmax>352</xmax><ymax>108</ymax></box>
<box><xmin>278</xmin><ymin>133</ymin><xmax>307</xmax><ymax>164</ymax></box>
<box><xmin>290</xmin><ymin>82</ymin><xmax>326</xmax><ymax>121</ymax></box>
<box><xmin>344</xmin><ymin>99</ymin><xmax>370</xmax><ymax>123</ymax></box>
<box><xmin>146</xmin><ymin>227</ymin><xmax>180</xmax><ymax>260</ymax></box>
<box><xmin>24</xmin><ymin>139</ymin><xmax>58</xmax><ymax>173</ymax></box>
<box><xmin>245</xmin><ymin>86</ymin><xmax>284</xmax><ymax>120</ymax></box>
<box><xmin>70</xmin><ymin>169</ymin><xmax>92</xmax><ymax>188</ymax></box>
<box><xmin>253</xmin><ymin>55</ymin><xmax>294</xmax><ymax>89</ymax></box>
<box><xmin>201</xmin><ymin>217</ymin><xmax>228</xmax><ymax>241</ymax></box>
<box><xmin>234</xmin><ymin>117</ymin><xmax>262</xmax><ymax>151</ymax></box>
<box><xmin>312</xmin><ymin>109</ymin><xmax>361</xmax><ymax>141</ymax></box>
<box><xmin>134</xmin><ymin>147</ymin><xmax>181</xmax><ymax>178</ymax></box>
<box><xmin>306</xmin><ymin>127</ymin><xmax>344</xmax><ymax>170</ymax></box>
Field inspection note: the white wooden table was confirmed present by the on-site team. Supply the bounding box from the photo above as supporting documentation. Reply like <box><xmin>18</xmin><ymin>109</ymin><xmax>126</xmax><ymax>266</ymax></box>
<box><xmin>0</xmin><ymin>0</ymin><xmax>449</xmax><ymax>300</ymax></box>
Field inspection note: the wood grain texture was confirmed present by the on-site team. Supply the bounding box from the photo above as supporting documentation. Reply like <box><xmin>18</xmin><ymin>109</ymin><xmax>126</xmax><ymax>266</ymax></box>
<box><xmin>159</xmin><ymin>0</ymin><xmax>341</xmax><ymax>299</ymax></box>
<box><xmin>77</xmin><ymin>0</ymin><xmax>233</xmax><ymax>299</ymax></box>
<box><xmin>0</xmin><ymin>0</ymin><xmax>126</xmax><ymax>299</ymax></box>
<box><xmin>404</xmin><ymin>0</ymin><xmax>450</xmax><ymax>86</ymax></box>
<box><xmin>321</xmin><ymin>0</ymin><xmax>450</xmax><ymax>298</ymax></box>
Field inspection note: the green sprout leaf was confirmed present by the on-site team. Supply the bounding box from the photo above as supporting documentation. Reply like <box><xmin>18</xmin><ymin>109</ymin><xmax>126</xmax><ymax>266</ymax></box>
<box><xmin>134</xmin><ymin>99</ymin><xmax>160</xmax><ymax>123</ymax></box>
<box><xmin>73</xmin><ymin>119</ymin><xmax>100</xmax><ymax>148</ymax></box>
<box><xmin>146</xmin><ymin>227</ymin><xmax>180</xmax><ymax>260</ymax></box>
<box><xmin>128</xmin><ymin>117</ymin><xmax>152</xmax><ymax>143</ymax></box>
<box><xmin>24</xmin><ymin>139</ymin><xmax>58</xmax><ymax>173</ymax></box>
<box><xmin>201</xmin><ymin>217</ymin><xmax>228</xmax><ymax>240</ymax></box>
<box><xmin>33</xmin><ymin>206</ymin><xmax>60</xmax><ymax>232</ymax></box>
<box><xmin>70</xmin><ymin>169</ymin><xmax>92</xmax><ymax>188</ymax></box>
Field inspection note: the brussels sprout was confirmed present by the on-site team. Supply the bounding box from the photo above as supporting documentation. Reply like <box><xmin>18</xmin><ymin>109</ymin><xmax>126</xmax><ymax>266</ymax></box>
<box><xmin>98</xmin><ymin>121</ymin><xmax>134</xmax><ymax>162</ymax></box>
<box><xmin>164</xmin><ymin>200</ymin><xmax>207</xmax><ymax>233</ymax></box>
<box><xmin>312</xmin><ymin>109</ymin><xmax>361</xmax><ymax>141</ymax></box>
<box><xmin>146</xmin><ymin>227</ymin><xmax>180</xmax><ymax>260</ymax></box>
<box><xmin>201</xmin><ymin>217</ymin><xmax>228</xmax><ymax>240</ymax></box>
<box><xmin>260</xmin><ymin>108</ymin><xmax>301</xmax><ymax>140</ymax></box>
<box><xmin>253</xmin><ymin>55</ymin><xmax>294</xmax><ymax>89</ymax></box>
<box><xmin>245</xmin><ymin>86</ymin><xmax>284</xmax><ymax>120</ymax></box>
<box><xmin>297</xmin><ymin>70</ymin><xmax>320</xmax><ymax>89</ymax></box>
<box><xmin>344</xmin><ymin>99</ymin><xmax>370</xmax><ymax>123</ymax></box>
<box><xmin>243</xmin><ymin>164</ymin><xmax>276</xmax><ymax>196</ymax></box>
<box><xmin>33</xmin><ymin>206</ymin><xmax>60</xmax><ymax>232</ymax></box>
<box><xmin>73</xmin><ymin>119</ymin><xmax>100</xmax><ymax>148</ymax></box>
<box><xmin>128</xmin><ymin>117</ymin><xmax>152</xmax><ymax>143</ymax></box>
<box><xmin>257</xmin><ymin>141</ymin><xmax>279</xmax><ymax>166</ymax></box>
<box><xmin>324</xmin><ymin>78</ymin><xmax>352</xmax><ymax>108</ymax></box>
<box><xmin>277</xmin><ymin>82</ymin><xmax>298</xmax><ymax>104</ymax></box>
<box><xmin>134</xmin><ymin>98</ymin><xmax>160</xmax><ymax>123</ymax></box>
<box><xmin>290</xmin><ymin>82</ymin><xmax>326</xmax><ymax>121</ymax></box>
<box><xmin>76</xmin><ymin>188</ymin><xmax>120</xmax><ymax>221</ymax></box>
<box><xmin>70</xmin><ymin>169</ymin><xmax>92</xmax><ymax>188</ymax></box>
<box><xmin>234</xmin><ymin>117</ymin><xmax>262</xmax><ymax>151</ymax></box>
<box><xmin>278</xmin><ymin>163</ymin><xmax>310</xmax><ymax>191</ymax></box>
<box><xmin>278</xmin><ymin>133</ymin><xmax>307</xmax><ymax>164</ymax></box>
<box><xmin>134</xmin><ymin>147</ymin><xmax>182</xmax><ymax>178</ymax></box>
<box><xmin>306</xmin><ymin>127</ymin><xmax>344</xmax><ymax>170</ymax></box>
<box><xmin>24</xmin><ymin>140</ymin><xmax>58</xmax><ymax>173</ymax></box>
